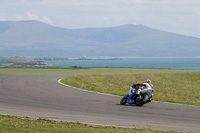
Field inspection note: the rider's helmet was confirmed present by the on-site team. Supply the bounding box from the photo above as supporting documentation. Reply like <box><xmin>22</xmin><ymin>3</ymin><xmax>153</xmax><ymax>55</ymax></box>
<box><xmin>145</xmin><ymin>79</ymin><xmax>151</xmax><ymax>83</ymax></box>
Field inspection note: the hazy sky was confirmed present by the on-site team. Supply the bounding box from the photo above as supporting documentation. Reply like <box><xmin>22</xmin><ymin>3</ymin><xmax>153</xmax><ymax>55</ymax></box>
<box><xmin>1</xmin><ymin>0</ymin><xmax>200</xmax><ymax>38</ymax></box>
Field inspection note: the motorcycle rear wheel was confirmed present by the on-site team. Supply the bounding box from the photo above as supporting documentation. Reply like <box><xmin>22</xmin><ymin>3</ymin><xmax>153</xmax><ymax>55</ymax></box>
<box><xmin>135</xmin><ymin>94</ymin><xmax>149</xmax><ymax>106</ymax></box>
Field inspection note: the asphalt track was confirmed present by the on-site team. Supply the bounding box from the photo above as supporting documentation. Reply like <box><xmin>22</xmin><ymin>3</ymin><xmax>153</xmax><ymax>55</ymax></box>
<box><xmin>0</xmin><ymin>75</ymin><xmax>200</xmax><ymax>132</ymax></box>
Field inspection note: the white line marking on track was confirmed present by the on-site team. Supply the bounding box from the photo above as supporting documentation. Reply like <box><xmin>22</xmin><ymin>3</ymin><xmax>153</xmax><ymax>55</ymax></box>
<box><xmin>57</xmin><ymin>79</ymin><xmax>121</xmax><ymax>98</ymax></box>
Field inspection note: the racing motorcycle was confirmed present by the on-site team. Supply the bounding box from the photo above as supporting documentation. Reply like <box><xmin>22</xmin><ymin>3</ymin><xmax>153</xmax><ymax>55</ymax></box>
<box><xmin>120</xmin><ymin>85</ymin><xmax>155</xmax><ymax>106</ymax></box>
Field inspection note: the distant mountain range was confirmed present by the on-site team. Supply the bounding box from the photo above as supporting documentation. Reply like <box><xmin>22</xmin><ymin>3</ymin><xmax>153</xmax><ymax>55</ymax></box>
<box><xmin>0</xmin><ymin>20</ymin><xmax>199</xmax><ymax>57</ymax></box>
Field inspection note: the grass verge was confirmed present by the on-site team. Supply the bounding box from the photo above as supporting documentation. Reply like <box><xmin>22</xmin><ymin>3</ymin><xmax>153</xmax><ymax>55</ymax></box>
<box><xmin>0</xmin><ymin>115</ymin><xmax>185</xmax><ymax>133</ymax></box>
<box><xmin>0</xmin><ymin>66</ymin><xmax>200</xmax><ymax>75</ymax></box>
<box><xmin>61</xmin><ymin>73</ymin><xmax>200</xmax><ymax>106</ymax></box>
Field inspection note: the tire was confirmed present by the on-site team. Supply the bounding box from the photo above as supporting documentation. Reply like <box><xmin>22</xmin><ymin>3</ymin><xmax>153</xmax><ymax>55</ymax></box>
<box><xmin>120</xmin><ymin>94</ymin><xmax>129</xmax><ymax>105</ymax></box>
<box><xmin>135</xmin><ymin>94</ymin><xmax>149</xmax><ymax>106</ymax></box>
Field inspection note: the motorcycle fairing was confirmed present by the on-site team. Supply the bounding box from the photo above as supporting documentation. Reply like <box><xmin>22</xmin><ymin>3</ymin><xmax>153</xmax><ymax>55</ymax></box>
<box><xmin>127</xmin><ymin>92</ymin><xmax>136</xmax><ymax>104</ymax></box>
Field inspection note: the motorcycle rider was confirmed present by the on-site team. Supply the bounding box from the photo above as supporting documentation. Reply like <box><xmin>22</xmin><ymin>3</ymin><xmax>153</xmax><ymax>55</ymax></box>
<box><xmin>129</xmin><ymin>79</ymin><xmax>154</xmax><ymax>98</ymax></box>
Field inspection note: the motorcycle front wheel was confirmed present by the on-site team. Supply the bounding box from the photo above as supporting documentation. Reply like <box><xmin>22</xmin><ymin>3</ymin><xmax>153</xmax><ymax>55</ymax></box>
<box><xmin>120</xmin><ymin>94</ymin><xmax>129</xmax><ymax>105</ymax></box>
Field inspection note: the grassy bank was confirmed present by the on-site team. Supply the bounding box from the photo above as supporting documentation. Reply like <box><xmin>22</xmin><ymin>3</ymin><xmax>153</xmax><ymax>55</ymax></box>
<box><xmin>0</xmin><ymin>115</ymin><xmax>183</xmax><ymax>133</ymax></box>
<box><xmin>0</xmin><ymin>56</ymin><xmax>33</xmax><ymax>63</ymax></box>
<box><xmin>61</xmin><ymin>73</ymin><xmax>200</xmax><ymax>106</ymax></box>
<box><xmin>0</xmin><ymin>66</ymin><xmax>199</xmax><ymax>75</ymax></box>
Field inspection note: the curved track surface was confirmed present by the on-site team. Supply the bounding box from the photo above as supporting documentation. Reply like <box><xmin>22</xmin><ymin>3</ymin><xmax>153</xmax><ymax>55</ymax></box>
<box><xmin>0</xmin><ymin>75</ymin><xmax>200</xmax><ymax>132</ymax></box>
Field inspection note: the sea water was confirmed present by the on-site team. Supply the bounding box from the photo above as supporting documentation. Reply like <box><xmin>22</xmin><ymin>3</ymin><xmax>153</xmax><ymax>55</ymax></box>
<box><xmin>46</xmin><ymin>58</ymin><xmax>200</xmax><ymax>70</ymax></box>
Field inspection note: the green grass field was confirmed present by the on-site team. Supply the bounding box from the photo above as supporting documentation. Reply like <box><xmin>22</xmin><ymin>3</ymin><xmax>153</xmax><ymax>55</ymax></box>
<box><xmin>61</xmin><ymin>73</ymin><xmax>200</xmax><ymax>106</ymax></box>
<box><xmin>0</xmin><ymin>115</ymin><xmax>185</xmax><ymax>133</ymax></box>
<box><xmin>0</xmin><ymin>66</ymin><xmax>200</xmax><ymax>75</ymax></box>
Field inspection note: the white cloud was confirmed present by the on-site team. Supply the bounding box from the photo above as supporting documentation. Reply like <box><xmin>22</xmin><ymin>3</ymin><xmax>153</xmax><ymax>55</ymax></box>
<box><xmin>0</xmin><ymin>18</ymin><xmax>6</xmax><ymax>21</ymax></box>
<box><xmin>43</xmin><ymin>16</ymin><xmax>54</xmax><ymax>25</ymax></box>
<box><xmin>26</xmin><ymin>12</ymin><xmax>39</xmax><ymax>20</ymax></box>
<box><xmin>25</xmin><ymin>12</ymin><xmax>54</xmax><ymax>25</ymax></box>
<box><xmin>12</xmin><ymin>12</ymin><xmax>54</xmax><ymax>25</ymax></box>
<box><xmin>15</xmin><ymin>15</ymin><xmax>23</xmax><ymax>20</ymax></box>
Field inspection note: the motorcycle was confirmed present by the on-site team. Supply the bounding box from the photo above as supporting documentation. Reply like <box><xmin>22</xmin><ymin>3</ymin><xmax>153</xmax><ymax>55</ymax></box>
<box><xmin>120</xmin><ymin>85</ymin><xmax>155</xmax><ymax>106</ymax></box>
